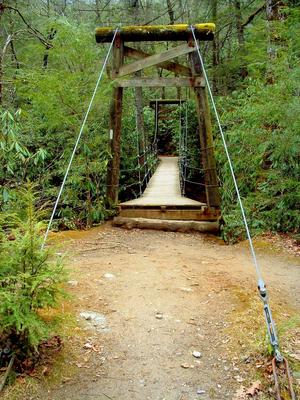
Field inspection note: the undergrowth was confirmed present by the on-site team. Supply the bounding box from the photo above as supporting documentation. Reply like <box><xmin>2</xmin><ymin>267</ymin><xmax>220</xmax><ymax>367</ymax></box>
<box><xmin>0</xmin><ymin>184</ymin><xmax>67</xmax><ymax>356</ymax></box>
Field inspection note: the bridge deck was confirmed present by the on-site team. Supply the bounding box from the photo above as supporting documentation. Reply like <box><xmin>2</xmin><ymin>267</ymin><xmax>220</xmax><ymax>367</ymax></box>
<box><xmin>120</xmin><ymin>156</ymin><xmax>205</xmax><ymax>207</ymax></box>
<box><xmin>118</xmin><ymin>156</ymin><xmax>220</xmax><ymax>223</ymax></box>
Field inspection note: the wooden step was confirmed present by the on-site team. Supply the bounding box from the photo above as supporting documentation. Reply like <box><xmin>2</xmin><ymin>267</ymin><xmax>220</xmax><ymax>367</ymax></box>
<box><xmin>113</xmin><ymin>217</ymin><xmax>219</xmax><ymax>233</ymax></box>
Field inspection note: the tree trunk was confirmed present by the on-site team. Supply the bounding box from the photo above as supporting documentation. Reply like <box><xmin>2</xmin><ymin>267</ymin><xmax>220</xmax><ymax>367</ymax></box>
<box><xmin>95</xmin><ymin>0</ymin><xmax>101</xmax><ymax>21</ymax></box>
<box><xmin>266</xmin><ymin>0</ymin><xmax>285</xmax><ymax>83</ymax></box>
<box><xmin>167</xmin><ymin>0</ymin><xmax>175</xmax><ymax>24</ymax></box>
<box><xmin>0</xmin><ymin>0</ymin><xmax>5</xmax><ymax>105</ymax></box>
<box><xmin>235</xmin><ymin>0</ymin><xmax>244</xmax><ymax>45</ymax></box>
<box><xmin>46</xmin><ymin>0</ymin><xmax>50</xmax><ymax>17</ymax></box>
<box><xmin>212</xmin><ymin>0</ymin><xmax>219</xmax><ymax>93</ymax></box>
<box><xmin>266</xmin><ymin>0</ymin><xmax>283</xmax><ymax>20</ymax></box>
<box><xmin>43</xmin><ymin>28</ymin><xmax>56</xmax><ymax>69</ymax></box>
<box><xmin>234</xmin><ymin>0</ymin><xmax>248</xmax><ymax>79</ymax></box>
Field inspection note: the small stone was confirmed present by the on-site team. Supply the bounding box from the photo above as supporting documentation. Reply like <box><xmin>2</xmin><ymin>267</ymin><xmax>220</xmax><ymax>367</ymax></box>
<box><xmin>82</xmin><ymin>313</ymin><xmax>92</xmax><ymax>320</ymax></box>
<box><xmin>180</xmin><ymin>287</ymin><xmax>193</xmax><ymax>292</ymax></box>
<box><xmin>79</xmin><ymin>311</ymin><xmax>109</xmax><ymax>333</ymax></box>
<box><xmin>192</xmin><ymin>351</ymin><xmax>202</xmax><ymax>358</ymax></box>
<box><xmin>103</xmin><ymin>273</ymin><xmax>115</xmax><ymax>280</ymax></box>
<box><xmin>234</xmin><ymin>375</ymin><xmax>244</xmax><ymax>383</ymax></box>
<box><xmin>181</xmin><ymin>363</ymin><xmax>189</xmax><ymax>369</ymax></box>
<box><xmin>67</xmin><ymin>280</ymin><xmax>78</xmax><ymax>287</ymax></box>
<box><xmin>155</xmin><ymin>313</ymin><xmax>163</xmax><ymax>320</ymax></box>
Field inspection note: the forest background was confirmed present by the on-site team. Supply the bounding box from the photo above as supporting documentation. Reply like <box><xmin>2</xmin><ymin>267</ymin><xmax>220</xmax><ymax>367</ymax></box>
<box><xmin>0</xmin><ymin>0</ymin><xmax>299</xmax><ymax>243</ymax></box>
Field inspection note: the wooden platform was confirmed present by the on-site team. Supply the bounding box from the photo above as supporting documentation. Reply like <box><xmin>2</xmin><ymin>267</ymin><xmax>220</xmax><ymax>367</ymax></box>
<box><xmin>118</xmin><ymin>157</ymin><xmax>220</xmax><ymax>223</ymax></box>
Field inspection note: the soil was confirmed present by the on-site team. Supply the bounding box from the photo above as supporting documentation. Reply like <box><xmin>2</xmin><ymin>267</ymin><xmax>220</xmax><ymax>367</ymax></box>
<box><xmin>5</xmin><ymin>223</ymin><xmax>300</xmax><ymax>399</ymax></box>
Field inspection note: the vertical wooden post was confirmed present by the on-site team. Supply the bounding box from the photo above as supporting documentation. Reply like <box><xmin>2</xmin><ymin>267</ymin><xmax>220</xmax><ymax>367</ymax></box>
<box><xmin>106</xmin><ymin>35</ymin><xmax>124</xmax><ymax>205</ymax></box>
<box><xmin>189</xmin><ymin>50</ymin><xmax>220</xmax><ymax>208</ymax></box>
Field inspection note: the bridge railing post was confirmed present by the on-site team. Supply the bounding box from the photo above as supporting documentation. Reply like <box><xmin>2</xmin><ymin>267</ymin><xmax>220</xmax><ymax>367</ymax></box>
<box><xmin>106</xmin><ymin>34</ymin><xmax>124</xmax><ymax>205</ymax></box>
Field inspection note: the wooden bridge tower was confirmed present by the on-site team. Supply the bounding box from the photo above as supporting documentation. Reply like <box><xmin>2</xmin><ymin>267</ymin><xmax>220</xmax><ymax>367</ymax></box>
<box><xmin>95</xmin><ymin>24</ymin><xmax>220</xmax><ymax>222</ymax></box>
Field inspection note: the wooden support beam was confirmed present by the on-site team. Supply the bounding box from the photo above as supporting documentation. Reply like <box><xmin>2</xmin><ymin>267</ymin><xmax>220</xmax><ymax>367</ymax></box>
<box><xmin>189</xmin><ymin>51</ymin><xmax>220</xmax><ymax>208</ymax></box>
<box><xmin>115</xmin><ymin>77</ymin><xmax>205</xmax><ymax>88</ymax></box>
<box><xmin>149</xmin><ymin>99</ymin><xmax>185</xmax><ymax>106</ymax></box>
<box><xmin>117</xmin><ymin>207</ymin><xmax>220</xmax><ymax>221</ymax></box>
<box><xmin>106</xmin><ymin>38</ymin><xmax>124</xmax><ymax>205</ymax></box>
<box><xmin>95</xmin><ymin>23</ymin><xmax>215</xmax><ymax>43</ymax></box>
<box><xmin>124</xmin><ymin>46</ymin><xmax>191</xmax><ymax>76</ymax></box>
<box><xmin>113</xmin><ymin>217</ymin><xmax>219</xmax><ymax>233</ymax></box>
<box><xmin>115</xmin><ymin>43</ymin><xmax>195</xmax><ymax>78</ymax></box>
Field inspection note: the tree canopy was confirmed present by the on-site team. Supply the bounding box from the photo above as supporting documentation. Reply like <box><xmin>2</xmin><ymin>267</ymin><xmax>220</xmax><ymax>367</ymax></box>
<box><xmin>0</xmin><ymin>0</ymin><xmax>299</xmax><ymax>240</ymax></box>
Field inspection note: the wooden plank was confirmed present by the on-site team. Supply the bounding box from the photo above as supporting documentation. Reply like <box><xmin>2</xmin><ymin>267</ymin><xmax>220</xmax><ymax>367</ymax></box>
<box><xmin>149</xmin><ymin>99</ymin><xmax>186</xmax><ymax>106</ymax></box>
<box><xmin>124</xmin><ymin>46</ymin><xmax>192</xmax><ymax>76</ymax></box>
<box><xmin>115</xmin><ymin>77</ymin><xmax>205</xmax><ymax>88</ymax></box>
<box><xmin>116</xmin><ymin>43</ymin><xmax>195</xmax><ymax>78</ymax></box>
<box><xmin>95</xmin><ymin>23</ymin><xmax>215</xmax><ymax>43</ymax></box>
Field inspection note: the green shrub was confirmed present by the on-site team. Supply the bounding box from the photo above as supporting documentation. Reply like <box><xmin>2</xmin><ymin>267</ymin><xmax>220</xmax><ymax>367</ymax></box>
<box><xmin>0</xmin><ymin>185</ymin><xmax>66</xmax><ymax>350</ymax></box>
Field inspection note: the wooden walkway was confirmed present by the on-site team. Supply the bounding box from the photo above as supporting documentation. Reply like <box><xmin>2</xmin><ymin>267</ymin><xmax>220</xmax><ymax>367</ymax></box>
<box><xmin>116</xmin><ymin>157</ymin><xmax>220</xmax><ymax>225</ymax></box>
<box><xmin>121</xmin><ymin>156</ymin><xmax>205</xmax><ymax>207</ymax></box>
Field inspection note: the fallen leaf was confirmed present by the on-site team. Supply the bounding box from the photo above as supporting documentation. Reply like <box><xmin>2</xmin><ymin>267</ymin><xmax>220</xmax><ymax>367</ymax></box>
<box><xmin>233</xmin><ymin>387</ymin><xmax>247</xmax><ymax>400</ymax></box>
<box><xmin>246</xmin><ymin>380</ymin><xmax>261</xmax><ymax>396</ymax></box>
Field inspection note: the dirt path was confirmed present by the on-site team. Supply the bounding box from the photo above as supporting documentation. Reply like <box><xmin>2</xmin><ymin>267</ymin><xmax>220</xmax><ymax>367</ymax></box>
<box><xmin>31</xmin><ymin>225</ymin><xmax>299</xmax><ymax>399</ymax></box>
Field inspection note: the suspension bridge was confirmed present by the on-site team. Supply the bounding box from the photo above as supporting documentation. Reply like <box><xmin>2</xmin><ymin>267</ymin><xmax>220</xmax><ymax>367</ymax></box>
<box><xmin>38</xmin><ymin>24</ymin><xmax>296</xmax><ymax>399</ymax></box>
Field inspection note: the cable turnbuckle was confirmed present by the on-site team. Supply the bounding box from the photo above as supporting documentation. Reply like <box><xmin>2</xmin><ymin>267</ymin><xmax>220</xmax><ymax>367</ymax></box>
<box><xmin>258</xmin><ymin>279</ymin><xmax>283</xmax><ymax>363</ymax></box>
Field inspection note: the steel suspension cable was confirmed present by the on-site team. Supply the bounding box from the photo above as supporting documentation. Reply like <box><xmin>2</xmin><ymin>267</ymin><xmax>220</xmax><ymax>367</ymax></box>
<box><xmin>190</xmin><ymin>26</ymin><xmax>262</xmax><ymax>282</ymax></box>
<box><xmin>41</xmin><ymin>28</ymin><xmax>119</xmax><ymax>250</ymax></box>
<box><xmin>190</xmin><ymin>26</ymin><xmax>283</xmax><ymax>362</ymax></box>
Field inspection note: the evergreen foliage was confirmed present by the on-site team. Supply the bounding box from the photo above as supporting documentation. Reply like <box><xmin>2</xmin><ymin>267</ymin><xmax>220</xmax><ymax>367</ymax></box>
<box><xmin>217</xmin><ymin>7</ymin><xmax>300</xmax><ymax>242</ymax></box>
<box><xmin>0</xmin><ymin>185</ymin><xmax>66</xmax><ymax>350</ymax></box>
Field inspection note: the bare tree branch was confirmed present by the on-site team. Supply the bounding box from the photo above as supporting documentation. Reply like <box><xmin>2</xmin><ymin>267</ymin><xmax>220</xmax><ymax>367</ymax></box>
<box><xmin>242</xmin><ymin>4</ymin><xmax>265</xmax><ymax>28</ymax></box>
<box><xmin>2</xmin><ymin>4</ymin><xmax>53</xmax><ymax>48</ymax></box>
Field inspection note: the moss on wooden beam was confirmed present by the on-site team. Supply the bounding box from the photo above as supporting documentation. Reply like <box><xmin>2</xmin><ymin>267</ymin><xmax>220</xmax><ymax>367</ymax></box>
<box><xmin>95</xmin><ymin>23</ymin><xmax>215</xmax><ymax>43</ymax></box>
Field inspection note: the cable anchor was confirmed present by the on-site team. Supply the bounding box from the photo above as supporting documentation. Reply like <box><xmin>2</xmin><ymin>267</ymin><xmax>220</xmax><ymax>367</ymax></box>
<box><xmin>258</xmin><ymin>280</ymin><xmax>296</xmax><ymax>399</ymax></box>
<box><xmin>272</xmin><ymin>357</ymin><xmax>296</xmax><ymax>400</ymax></box>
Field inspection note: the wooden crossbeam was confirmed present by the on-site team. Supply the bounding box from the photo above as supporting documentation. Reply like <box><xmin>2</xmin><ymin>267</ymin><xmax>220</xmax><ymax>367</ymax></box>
<box><xmin>115</xmin><ymin>43</ymin><xmax>195</xmax><ymax>78</ymax></box>
<box><xmin>149</xmin><ymin>99</ymin><xmax>185</xmax><ymax>105</ymax></box>
<box><xmin>115</xmin><ymin>77</ymin><xmax>204</xmax><ymax>88</ymax></box>
<box><xmin>95</xmin><ymin>23</ymin><xmax>215</xmax><ymax>42</ymax></box>
<box><xmin>124</xmin><ymin>46</ymin><xmax>191</xmax><ymax>76</ymax></box>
